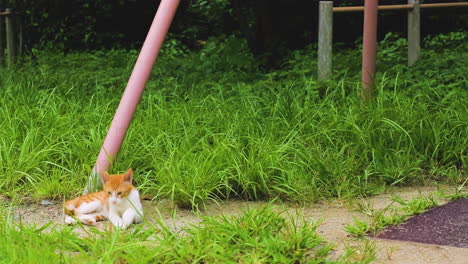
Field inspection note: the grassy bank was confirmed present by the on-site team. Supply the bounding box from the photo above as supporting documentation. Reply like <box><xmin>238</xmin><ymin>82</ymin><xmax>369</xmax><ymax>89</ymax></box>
<box><xmin>0</xmin><ymin>33</ymin><xmax>467</xmax><ymax>208</ymax></box>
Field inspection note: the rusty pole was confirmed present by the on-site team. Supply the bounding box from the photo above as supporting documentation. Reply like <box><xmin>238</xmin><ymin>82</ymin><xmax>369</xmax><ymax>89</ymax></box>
<box><xmin>361</xmin><ymin>0</ymin><xmax>378</xmax><ymax>103</ymax></box>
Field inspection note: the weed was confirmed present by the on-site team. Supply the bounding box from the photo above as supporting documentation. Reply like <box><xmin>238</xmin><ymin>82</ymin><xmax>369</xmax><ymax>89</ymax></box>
<box><xmin>391</xmin><ymin>195</ymin><xmax>439</xmax><ymax>215</ymax></box>
<box><xmin>346</xmin><ymin>194</ymin><xmax>441</xmax><ymax>238</ymax></box>
<box><xmin>340</xmin><ymin>239</ymin><xmax>377</xmax><ymax>264</ymax></box>
<box><xmin>345</xmin><ymin>218</ymin><xmax>371</xmax><ymax>238</ymax></box>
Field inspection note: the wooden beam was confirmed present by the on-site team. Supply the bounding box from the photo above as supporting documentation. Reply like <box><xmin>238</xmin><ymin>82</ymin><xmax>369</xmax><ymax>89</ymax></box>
<box><xmin>318</xmin><ymin>1</ymin><xmax>333</xmax><ymax>81</ymax></box>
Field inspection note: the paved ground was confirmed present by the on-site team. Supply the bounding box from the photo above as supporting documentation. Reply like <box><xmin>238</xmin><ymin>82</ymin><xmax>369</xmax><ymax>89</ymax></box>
<box><xmin>8</xmin><ymin>186</ymin><xmax>468</xmax><ymax>264</ymax></box>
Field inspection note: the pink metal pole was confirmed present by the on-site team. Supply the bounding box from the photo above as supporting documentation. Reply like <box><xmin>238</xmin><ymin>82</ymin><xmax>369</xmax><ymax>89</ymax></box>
<box><xmin>361</xmin><ymin>0</ymin><xmax>378</xmax><ymax>103</ymax></box>
<box><xmin>85</xmin><ymin>0</ymin><xmax>180</xmax><ymax>193</ymax></box>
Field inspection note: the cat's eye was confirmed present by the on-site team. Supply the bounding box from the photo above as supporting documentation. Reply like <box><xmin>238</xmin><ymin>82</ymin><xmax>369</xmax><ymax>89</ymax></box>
<box><xmin>117</xmin><ymin>192</ymin><xmax>122</xmax><ymax>196</ymax></box>
<box><xmin>107</xmin><ymin>192</ymin><xmax>111</xmax><ymax>195</ymax></box>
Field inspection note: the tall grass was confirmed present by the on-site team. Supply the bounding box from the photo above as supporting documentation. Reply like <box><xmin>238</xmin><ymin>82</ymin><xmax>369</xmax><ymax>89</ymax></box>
<box><xmin>0</xmin><ymin>33</ymin><xmax>466</xmax><ymax>207</ymax></box>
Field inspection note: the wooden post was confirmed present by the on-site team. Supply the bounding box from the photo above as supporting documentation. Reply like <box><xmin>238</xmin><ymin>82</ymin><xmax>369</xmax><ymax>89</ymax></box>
<box><xmin>408</xmin><ymin>0</ymin><xmax>420</xmax><ymax>66</ymax></box>
<box><xmin>318</xmin><ymin>1</ymin><xmax>333</xmax><ymax>80</ymax></box>
<box><xmin>16</xmin><ymin>11</ymin><xmax>22</xmax><ymax>55</ymax></box>
<box><xmin>0</xmin><ymin>9</ymin><xmax>5</xmax><ymax>66</ymax></box>
<box><xmin>361</xmin><ymin>0</ymin><xmax>378</xmax><ymax>103</ymax></box>
<box><xmin>5</xmin><ymin>8</ymin><xmax>15</xmax><ymax>67</ymax></box>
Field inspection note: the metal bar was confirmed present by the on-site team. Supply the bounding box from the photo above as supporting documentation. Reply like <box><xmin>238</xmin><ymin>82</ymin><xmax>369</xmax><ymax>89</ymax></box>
<box><xmin>318</xmin><ymin>1</ymin><xmax>333</xmax><ymax>81</ymax></box>
<box><xmin>84</xmin><ymin>0</ymin><xmax>181</xmax><ymax>193</ymax></box>
<box><xmin>333</xmin><ymin>2</ymin><xmax>468</xmax><ymax>12</ymax></box>
<box><xmin>408</xmin><ymin>0</ymin><xmax>420</xmax><ymax>66</ymax></box>
<box><xmin>334</xmin><ymin>4</ymin><xmax>412</xmax><ymax>12</ymax></box>
<box><xmin>361</xmin><ymin>0</ymin><xmax>378</xmax><ymax>103</ymax></box>
<box><xmin>420</xmin><ymin>2</ymin><xmax>468</xmax><ymax>8</ymax></box>
<box><xmin>374</xmin><ymin>4</ymin><xmax>413</xmax><ymax>10</ymax></box>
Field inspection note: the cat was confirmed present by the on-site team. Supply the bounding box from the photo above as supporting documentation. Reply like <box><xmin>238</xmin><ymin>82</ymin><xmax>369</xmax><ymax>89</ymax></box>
<box><xmin>64</xmin><ymin>168</ymin><xmax>143</xmax><ymax>229</ymax></box>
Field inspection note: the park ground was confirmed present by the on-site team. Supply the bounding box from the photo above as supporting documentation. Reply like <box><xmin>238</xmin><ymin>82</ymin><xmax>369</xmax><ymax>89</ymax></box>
<box><xmin>0</xmin><ymin>32</ymin><xmax>467</xmax><ymax>263</ymax></box>
<box><xmin>5</xmin><ymin>185</ymin><xmax>468</xmax><ymax>263</ymax></box>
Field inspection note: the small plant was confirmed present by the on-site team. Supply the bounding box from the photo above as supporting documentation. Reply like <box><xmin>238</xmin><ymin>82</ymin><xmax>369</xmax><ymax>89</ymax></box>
<box><xmin>341</xmin><ymin>239</ymin><xmax>377</xmax><ymax>264</ymax></box>
<box><xmin>345</xmin><ymin>218</ymin><xmax>371</xmax><ymax>238</ymax></box>
<box><xmin>157</xmin><ymin>206</ymin><xmax>334</xmax><ymax>263</ymax></box>
<box><xmin>371</xmin><ymin>208</ymin><xmax>406</xmax><ymax>233</ymax></box>
<box><xmin>346</xmin><ymin>195</ymin><xmax>441</xmax><ymax>238</ymax></box>
<box><xmin>391</xmin><ymin>195</ymin><xmax>439</xmax><ymax>216</ymax></box>
<box><xmin>447</xmin><ymin>178</ymin><xmax>468</xmax><ymax>200</ymax></box>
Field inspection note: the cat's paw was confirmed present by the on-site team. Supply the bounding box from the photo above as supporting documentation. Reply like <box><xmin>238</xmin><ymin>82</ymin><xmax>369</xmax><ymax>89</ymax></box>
<box><xmin>121</xmin><ymin>222</ymin><xmax>130</xmax><ymax>230</ymax></box>
<box><xmin>122</xmin><ymin>210</ymin><xmax>138</xmax><ymax>229</ymax></box>
<box><xmin>84</xmin><ymin>219</ymin><xmax>96</xmax><ymax>225</ymax></box>
<box><xmin>109</xmin><ymin>216</ymin><xmax>124</xmax><ymax>228</ymax></box>
<box><xmin>65</xmin><ymin>215</ymin><xmax>77</xmax><ymax>225</ymax></box>
<box><xmin>79</xmin><ymin>215</ymin><xmax>97</xmax><ymax>226</ymax></box>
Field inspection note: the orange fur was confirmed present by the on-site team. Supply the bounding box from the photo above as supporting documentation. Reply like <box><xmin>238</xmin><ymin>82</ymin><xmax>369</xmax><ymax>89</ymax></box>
<box><xmin>102</xmin><ymin>168</ymin><xmax>135</xmax><ymax>200</ymax></box>
<box><xmin>64</xmin><ymin>168</ymin><xmax>136</xmax><ymax>225</ymax></box>
<box><xmin>64</xmin><ymin>191</ymin><xmax>108</xmax><ymax>215</ymax></box>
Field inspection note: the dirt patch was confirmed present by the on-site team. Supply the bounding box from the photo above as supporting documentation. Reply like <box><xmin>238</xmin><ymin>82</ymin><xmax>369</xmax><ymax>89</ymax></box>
<box><xmin>7</xmin><ymin>186</ymin><xmax>468</xmax><ymax>264</ymax></box>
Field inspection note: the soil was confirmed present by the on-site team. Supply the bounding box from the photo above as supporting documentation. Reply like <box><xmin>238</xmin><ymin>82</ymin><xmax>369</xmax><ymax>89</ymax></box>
<box><xmin>7</xmin><ymin>186</ymin><xmax>468</xmax><ymax>264</ymax></box>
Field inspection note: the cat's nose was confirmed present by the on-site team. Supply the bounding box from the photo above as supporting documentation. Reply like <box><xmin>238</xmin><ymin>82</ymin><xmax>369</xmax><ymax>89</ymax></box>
<box><xmin>112</xmin><ymin>201</ymin><xmax>117</xmax><ymax>205</ymax></box>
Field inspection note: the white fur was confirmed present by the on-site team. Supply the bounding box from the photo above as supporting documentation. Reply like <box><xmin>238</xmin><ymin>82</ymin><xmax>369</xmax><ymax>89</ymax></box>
<box><xmin>75</xmin><ymin>201</ymin><xmax>103</xmax><ymax>214</ymax></box>
<box><xmin>65</xmin><ymin>201</ymin><xmax>107</xmax><ymax>226</ymax></box>
<box><xmin>108</xmin><ymin>189</ymin><xmax>143</xmax><ymax>229</ymax></box>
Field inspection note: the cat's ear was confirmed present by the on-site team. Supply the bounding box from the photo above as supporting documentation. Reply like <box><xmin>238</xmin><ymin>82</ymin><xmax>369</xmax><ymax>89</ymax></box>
<box><xmin>100</xmin><ymin>171</ymin><xmax>110</xmax><ymax>183</ymax></box>
<box><xmin>123</xmin><ymin>168</ymin><xmax>133</xmax><ymax>184</ymax></box>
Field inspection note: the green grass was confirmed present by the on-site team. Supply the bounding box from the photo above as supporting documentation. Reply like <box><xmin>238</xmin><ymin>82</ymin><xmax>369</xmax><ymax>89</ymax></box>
<box><xmin>0</xmin><ymin>32</ymin><xmax>467</xmax><ymax>209</ymax></box>
<box><xmin>0</xmin><ymin>205</ymin><xmax>374</xmax><ymax>263</ymax></box>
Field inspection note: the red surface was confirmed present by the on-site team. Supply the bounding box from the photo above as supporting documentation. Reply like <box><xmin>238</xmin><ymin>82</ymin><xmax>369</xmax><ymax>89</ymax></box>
<box><xmin>377</xmin><ymin>199</ymin><xmax>468</xmax><ymax>248</ymax></box>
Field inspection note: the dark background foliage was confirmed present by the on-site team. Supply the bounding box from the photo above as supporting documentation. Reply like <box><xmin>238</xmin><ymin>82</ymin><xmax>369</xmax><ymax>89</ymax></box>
<box><xmin>2</xmin><ymin>0</ymin><xmax>467</xmax><ymax>66</ymax></box>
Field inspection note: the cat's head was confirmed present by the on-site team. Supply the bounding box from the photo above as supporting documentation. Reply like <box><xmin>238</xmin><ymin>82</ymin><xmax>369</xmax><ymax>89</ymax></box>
<box><xmin>100</xmin><ymin>168</ymin><xmax>134</xmax><ymax>205</ymax></box>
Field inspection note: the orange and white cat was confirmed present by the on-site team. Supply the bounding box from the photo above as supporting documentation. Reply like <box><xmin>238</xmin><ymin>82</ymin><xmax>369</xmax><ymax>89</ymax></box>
<box><xmin>64</xmin><ymin>168</ymin><xmax>143</xmax><ymax>229</ymax></box>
